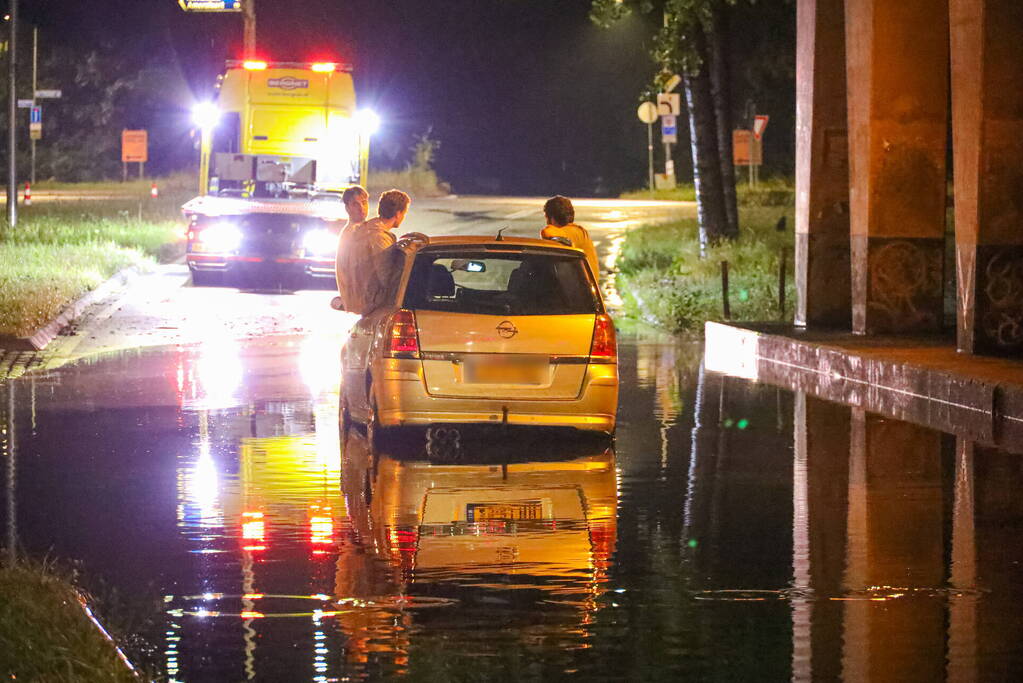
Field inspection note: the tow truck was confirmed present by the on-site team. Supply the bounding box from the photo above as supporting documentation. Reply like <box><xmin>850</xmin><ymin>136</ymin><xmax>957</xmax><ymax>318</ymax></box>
<box><xmin>184</xmin><ymin>59</ymin><xmax>379</xmax><ymax>288</ymax></box>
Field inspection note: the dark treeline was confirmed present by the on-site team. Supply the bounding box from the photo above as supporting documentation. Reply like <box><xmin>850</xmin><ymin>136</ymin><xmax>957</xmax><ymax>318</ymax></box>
<box><xmin>0</xmin><ymin>1</ymin><xmax>793</xmax><ymax>196</ymax></box>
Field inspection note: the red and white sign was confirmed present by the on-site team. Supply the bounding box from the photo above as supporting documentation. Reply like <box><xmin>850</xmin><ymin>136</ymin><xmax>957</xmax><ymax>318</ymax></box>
<box><xmin>753</xmin><ymin>115</ymin><xmax>770</xmax><ymax>140</ymax></box>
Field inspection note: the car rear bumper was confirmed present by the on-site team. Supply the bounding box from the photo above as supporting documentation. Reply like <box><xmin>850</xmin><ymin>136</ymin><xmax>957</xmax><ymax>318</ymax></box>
<box><xmin>371</xmin><ymin>359</ymin><xmax>619</xmax><ymax>433</ymax></box>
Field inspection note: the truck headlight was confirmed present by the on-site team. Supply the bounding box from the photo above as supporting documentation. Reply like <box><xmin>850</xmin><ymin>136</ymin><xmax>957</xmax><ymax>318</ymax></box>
<box><xmin>303</xmin><ymin>228</ymin><xmax>337</xmax><ymax>257</ymax></box>
<box><xmin>198</xmin><ymin>223</ymin><xmax>242</xmax><ymax>252</ymax></box>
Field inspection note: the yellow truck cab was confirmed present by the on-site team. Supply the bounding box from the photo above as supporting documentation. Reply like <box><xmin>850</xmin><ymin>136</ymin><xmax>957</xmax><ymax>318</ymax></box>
<box><xmin>200</xmin><ymin>59</ymin><xmax>369</xmax><ymax>196</ymax></box>
<box><xmin>186</xmin><ymin>59</ymin><xmax>376</xmax><ymax>288</ymax></box>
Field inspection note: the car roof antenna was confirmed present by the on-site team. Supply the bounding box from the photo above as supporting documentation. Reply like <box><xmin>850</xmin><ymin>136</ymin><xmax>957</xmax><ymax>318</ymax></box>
<box><xmin>495</xmin><ymin>226</ymin><xmax>509</xmax><ymax>241</ymax></box>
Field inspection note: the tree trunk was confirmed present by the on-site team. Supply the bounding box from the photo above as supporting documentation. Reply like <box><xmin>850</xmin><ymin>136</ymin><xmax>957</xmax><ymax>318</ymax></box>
<box><xmin>708</xmin><ymin>3</ymin><xmax>739</xmax><ymax>239</ymax></box>
<box><xmin>683</xmin><ymin>24</ymin><xmax>728</xmax><ymax>248</ymax></box>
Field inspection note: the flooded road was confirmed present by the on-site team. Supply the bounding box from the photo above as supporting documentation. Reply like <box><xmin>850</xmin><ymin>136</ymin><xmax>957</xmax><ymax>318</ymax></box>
<box><xmin>3</xmin><ymin>329</ymin><xmax>1023</xmax><ymax>680</ymax></box>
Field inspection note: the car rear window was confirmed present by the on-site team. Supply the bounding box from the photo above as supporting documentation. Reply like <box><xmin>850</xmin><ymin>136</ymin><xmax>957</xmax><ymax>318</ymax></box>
<box><xmin>403</xmin><ymin>250</ymin><xmax>600</xmax><ymax>316</ymax></box>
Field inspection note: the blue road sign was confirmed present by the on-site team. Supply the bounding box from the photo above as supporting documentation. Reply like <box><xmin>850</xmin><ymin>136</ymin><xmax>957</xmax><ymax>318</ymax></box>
<box><xmin>30</xmin><ymin>106</ymin><xmax>41</xmax><ymax>124</ymax></box>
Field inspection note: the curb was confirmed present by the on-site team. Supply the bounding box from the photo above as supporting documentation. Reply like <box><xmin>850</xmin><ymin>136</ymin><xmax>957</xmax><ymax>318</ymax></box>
<box><xmin>0</xmin><ymin>266</ymin><xmax>141</xmax><ymax>352</ymax></box>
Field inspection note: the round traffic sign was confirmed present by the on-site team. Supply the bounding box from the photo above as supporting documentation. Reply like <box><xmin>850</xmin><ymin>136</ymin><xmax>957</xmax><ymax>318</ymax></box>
<box><xmin>637</xmin><ymin>102</ymin><xmax>658</xmax><ymax>124</ymax></box>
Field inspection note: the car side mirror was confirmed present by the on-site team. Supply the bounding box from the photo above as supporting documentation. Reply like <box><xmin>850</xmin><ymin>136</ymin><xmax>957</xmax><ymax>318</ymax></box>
<box><xmin>330</xmin><ymin>296</ymin><xmax>346</xmax><ymax>311</ymax></box>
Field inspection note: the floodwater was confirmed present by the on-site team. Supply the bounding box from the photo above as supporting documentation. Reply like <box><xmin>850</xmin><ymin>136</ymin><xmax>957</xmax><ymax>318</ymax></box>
<box><xmin>2</xmin><ymin>332</ymin><xmax>1022</xmax><ymax>681</ymax></box>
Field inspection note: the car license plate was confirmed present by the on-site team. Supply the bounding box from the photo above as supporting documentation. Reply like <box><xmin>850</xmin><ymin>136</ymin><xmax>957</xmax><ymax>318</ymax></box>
<box><xmin>466</xmin><ymin>501</ymin><xmax>543</xmax><ymax>522</ymax></box>
<box><xmin>467</xmin><ymin>357</ymin><xmax>545</xmax><ymax>384</ymax></box>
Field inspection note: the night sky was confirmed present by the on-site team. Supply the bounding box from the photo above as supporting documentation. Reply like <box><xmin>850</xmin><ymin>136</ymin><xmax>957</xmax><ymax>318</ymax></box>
<box><xmin>19</xmin><ymin>1</ymin><xmax>793</xmax><ymax>196</ymax></box>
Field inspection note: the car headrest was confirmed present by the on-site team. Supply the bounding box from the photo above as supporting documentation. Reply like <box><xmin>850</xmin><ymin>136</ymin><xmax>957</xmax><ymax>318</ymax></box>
<box><xmin>428</xmin><ymin>264</ymin><xmax>456</xmax><ymax>297</ymax></box>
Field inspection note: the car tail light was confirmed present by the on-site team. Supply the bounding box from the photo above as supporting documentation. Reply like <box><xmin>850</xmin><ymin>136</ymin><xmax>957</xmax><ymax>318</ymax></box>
<box><xmin>588</xmin><ymin>313</ymin><xmax>617</xmax><ymax>363</ymax></box>
<box><xmin>385</xmin><ymin>309</ymin><xmax>420</xmax><ymax>359</ymax></box>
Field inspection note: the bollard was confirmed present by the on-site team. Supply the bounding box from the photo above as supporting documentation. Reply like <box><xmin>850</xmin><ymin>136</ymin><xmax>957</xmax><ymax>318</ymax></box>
<box><xmin>720</xmin><ymin>260</ymin><xmax>731</xmax><ymax>320</ymax></box>
<box><xmin>150</xmin><ymin>181</ymin><xmax>158</xmax><ymax>199</ymax></box>
<box><xmin>778</xmin><ymin>246</ymin><xmax>787</xmax><ymax>318</ymax></box>
<box><xmin>23</xmin><ymin>182</ymin><xmax>31</xmax><ymax>206</ymax></box>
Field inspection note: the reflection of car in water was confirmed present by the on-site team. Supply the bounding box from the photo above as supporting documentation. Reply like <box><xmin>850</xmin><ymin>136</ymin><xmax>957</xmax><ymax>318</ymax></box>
<box><xmin>335</xmin><ymin>429</ymin><xmax>618</xmax><ymax>666</ymax></box>
<box><xmin>340</xmin><ymin>236</ymin><xmax>619</xmax><ymax>443</ymax></box>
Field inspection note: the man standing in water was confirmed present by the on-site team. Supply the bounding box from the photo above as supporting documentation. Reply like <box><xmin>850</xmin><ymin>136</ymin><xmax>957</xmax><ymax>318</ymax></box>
<box><xmin>340</xmin><ymin>189</ymin><xmax>412</xmax><ymax>315</ymax></box>
<box><xmin>540</xmin><ymin>195</ymin><xmax>599</xmax><ymax>282</ymax></box>
<box><xmin>335</xmin><ymin>185</ymin><xmax>370</xmax><ymax>309</ymax></box>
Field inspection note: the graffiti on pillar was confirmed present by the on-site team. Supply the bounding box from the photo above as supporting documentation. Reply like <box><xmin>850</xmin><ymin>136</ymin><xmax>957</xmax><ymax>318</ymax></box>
<box><xmin>867</xmin><ymin>239</ymin><xmax>943</xmax><ymax>333</ymax></box>
<box><xmin>980</xmin><ymin>248</ymin><xmax>1023</xmax><ymax>350</ymax></box>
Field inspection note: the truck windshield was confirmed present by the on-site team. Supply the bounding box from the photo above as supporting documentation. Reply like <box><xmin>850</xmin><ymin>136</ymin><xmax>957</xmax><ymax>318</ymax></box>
<box><xmin>403</xmin><ymin>250</ymin><xmax>600</xmax><ymax>316</ymax></box>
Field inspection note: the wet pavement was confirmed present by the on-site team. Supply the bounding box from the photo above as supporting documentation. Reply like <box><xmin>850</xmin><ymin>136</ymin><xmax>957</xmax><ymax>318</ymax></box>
<box><xmin>3</xmin><ymin>328</ymin><xmax>1023</xmax><ymax>681</ymax></box>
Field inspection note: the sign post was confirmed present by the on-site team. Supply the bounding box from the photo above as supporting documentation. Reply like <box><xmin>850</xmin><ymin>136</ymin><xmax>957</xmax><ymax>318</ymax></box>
<box><xmin>656</xmin><ymin>93</ymin><xmax>682</xmax><ymax>189</ymax></box>
<box><xmin>637</xmin><ymin>102</ymin><xmax>658</xmax><ymax>198</ymax></box>
<box><xmin>121</xmin><ymin>130</ymin><xmax>149</xmax><ymax>181</ymax></box>
<box><xmin>732</xmin><ymin>129</ymin><xmax>763</xmax><ymax>188</ymax></box>
<box><xmin>751</xmin><ymin>114</ymin><xmax>769</xmax><ymax>188</ymax></box>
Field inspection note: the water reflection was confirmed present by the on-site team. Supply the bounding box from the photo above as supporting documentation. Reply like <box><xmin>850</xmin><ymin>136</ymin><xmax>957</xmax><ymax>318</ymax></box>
<box><xmin>3</xmin><ymin>337</ymin><xmax>1023</xmax><ymax>680</ymax></box>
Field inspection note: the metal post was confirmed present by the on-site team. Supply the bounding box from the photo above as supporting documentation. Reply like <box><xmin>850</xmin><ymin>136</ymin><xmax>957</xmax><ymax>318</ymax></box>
<box><xmin>29</xmin><ymin>25</ymin><xmax>35</xmax><ymax>186</ymax></box>
<box><xmin>7</xmin><ymin>0</ymin><xmax>18</xmax><ymax>227</ymax></box>
<box><xmin>720</xmin><ymin>260</ymin><xmax>731</xmax><ymax>319</ymax></box>
<box><xmin>778</xmin><ymin>246</ymin><xmax>787</xmax><ymax>317</ymax></box>
<box><xmin>647</xmin><ymin>121</ymin><xmax>654</xmax><ymax>198</ymax></box>
<box><xmin>243</xmin><ymin>0</ymin><xmax>256</xmax><ymax>57</ymax></box>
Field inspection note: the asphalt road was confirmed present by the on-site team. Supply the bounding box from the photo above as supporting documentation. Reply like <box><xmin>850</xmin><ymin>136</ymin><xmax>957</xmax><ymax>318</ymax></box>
<box><xmin>38</xmin><ymin>194</ymin><xmax>693</xmax><ymax>366</ymax></box>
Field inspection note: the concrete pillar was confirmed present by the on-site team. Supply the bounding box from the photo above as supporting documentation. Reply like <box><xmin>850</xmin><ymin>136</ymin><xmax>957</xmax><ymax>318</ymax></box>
<box><xmin>951</xmin><ymin>0</ymin><xmax>1023</xmax><ymax>356</ymax></box>
<box><xmin>845</xmin><ymin>0</ymin><xmax>949</xmax><ymax>334</ymax></box>
<box><xmin>842</xmin><ymin>411</ymin><xmax>946</xmax><ymax>681</ymax></box>
<box><xmin>796</xmin><ymin>0</ymin><xmax>851</xmax><ymax>328</ymax></box>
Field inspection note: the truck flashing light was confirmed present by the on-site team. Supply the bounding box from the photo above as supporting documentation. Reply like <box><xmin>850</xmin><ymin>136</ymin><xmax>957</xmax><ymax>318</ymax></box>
<box><xmin>355</xmin><ymin>109</ymin><xmax>380</xmax><ymax>136</ymax></box>
<box><xmin>310</xmin><ymin>63</ymin><xmax>337</xmax><ymax>73</ymax></box>
<box><xmin>243</xmin><ymin>60</ymin><xmax>268</xmax><ymax>71</ymax></box>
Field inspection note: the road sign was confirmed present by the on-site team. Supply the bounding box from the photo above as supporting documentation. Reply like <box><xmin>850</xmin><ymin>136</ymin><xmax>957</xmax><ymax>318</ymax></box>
<box><xmin>30</xmin><ymin>108</ymin><xmax>42</xmax><ymax>140</ymax></box>
<box><xmin>178</xmin><ymin>0</ymin><xmax>242</xmax><ymax>11</ymax></box>
<box><xmin>663</xmin><ymin>74</ymin><xmax>682</xmax><ymax>93</ymax></box>
<box><xmin>661</xmin><ymin>115</ymin><xmax>678</xmax><ymax>144</ymax></box>
<box><xmin>17</xmin><ymin>99</ymin><xmax>33</xmax><ymax>108</ymax></box>
<box><xmin>753</xmin><ymin>115</ymin><xmax>770</xmax><ymax>140</ymax></box>
<box><xmin>637</xmin><ymin>102</ymin><xmax>658</xmax><ymax>125</ymax></box>
<box><xmin>121</xmin><ymin>129</ymin><xmax>148</xmax><ymax>163</ymax></box>
<box><xmin>34</xmin><ymin>89</ymin><xmax>61</xmax><ymax>99</ymax></box>
<box><xmin>733</xmin><ymin>130</ymin><xmax>762</xmax><ymax>165</ymax></box>
<box><xmin>657</xmin><ymin>93</ymin><xmax>681</xmax><ymax>117</ymax></box>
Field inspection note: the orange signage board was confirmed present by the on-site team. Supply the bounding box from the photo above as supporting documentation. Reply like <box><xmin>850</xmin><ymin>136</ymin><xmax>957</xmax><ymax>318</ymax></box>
<box><xmin>732</xmin><ymin>129</ymin><xmax>762</xmax><ymax>166</ymax></box>
<box><xmin>121</xmin><ymin>129</ymin><xmax>148</xmax><ymax>163</ymax></box>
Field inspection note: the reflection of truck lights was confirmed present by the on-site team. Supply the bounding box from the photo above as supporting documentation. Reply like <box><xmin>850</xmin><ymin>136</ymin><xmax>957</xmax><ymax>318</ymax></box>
<box><xmin>240</xmin><ymin>611</ymin><xmax>265</xmax><ymax>619</ymax></box>
<box><xmin>242</xmin><ymin>511</ymin><xmax>266</xmax><ymax>551</ymax></box>
<box><xmin>310</xmin><ymin>513</ymin><xmax>334</xmax><ymax>553</ymax></box>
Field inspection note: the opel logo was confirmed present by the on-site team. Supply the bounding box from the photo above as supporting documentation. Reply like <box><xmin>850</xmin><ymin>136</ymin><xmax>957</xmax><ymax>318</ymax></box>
<box><xmin>496</xmin><ymin>321</ymin><xmax>518</xmax><ymax>339</ymax></box>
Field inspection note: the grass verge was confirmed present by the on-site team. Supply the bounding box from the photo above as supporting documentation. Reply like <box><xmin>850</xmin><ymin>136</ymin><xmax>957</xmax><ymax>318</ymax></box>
<box><xmin>0</xmin><ymin>187</ymin><xmax>189</xmax><ymax>338</ymax></box>
<box><xmin>616</xmin><ymin>202</ymin><xmax>795</xmax><ymax>333</ymax></box>
<box><xmin>620</xmin><ymin>176</ymin><xmax>794</xmax><ymax>207</ymax></box>
<box><xmin>0</xmin><ymin>562</ymin><xmax>139</xmax><ymax>680</ymax></box>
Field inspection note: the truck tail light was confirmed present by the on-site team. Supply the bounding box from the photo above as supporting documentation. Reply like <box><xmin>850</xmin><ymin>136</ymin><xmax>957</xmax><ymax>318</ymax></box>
<box><xmin>385</xmin><ymin>309</ymin><xmax>420</xmax><ymax>359</ymax></box>
<box><xmin>310</xmin><ymin>62</ymin><xmax>336</xmax><ymax>73</ymax></box>
<box><xmin>243</xmin><ymin>60</ymin><xmax>267</xmax><ymax>71</ymax></box>
<box><xmin>588</xmin><ymin>314</ymin><xmax>617</xmax><ymax>363</ymax></box>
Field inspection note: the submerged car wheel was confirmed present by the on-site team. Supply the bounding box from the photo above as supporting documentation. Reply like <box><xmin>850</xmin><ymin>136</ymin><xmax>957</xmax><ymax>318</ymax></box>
<box><xmin>366</xmin><ymin>390</ymin><xmax>385</xmax><ymax>451</ymax></box>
